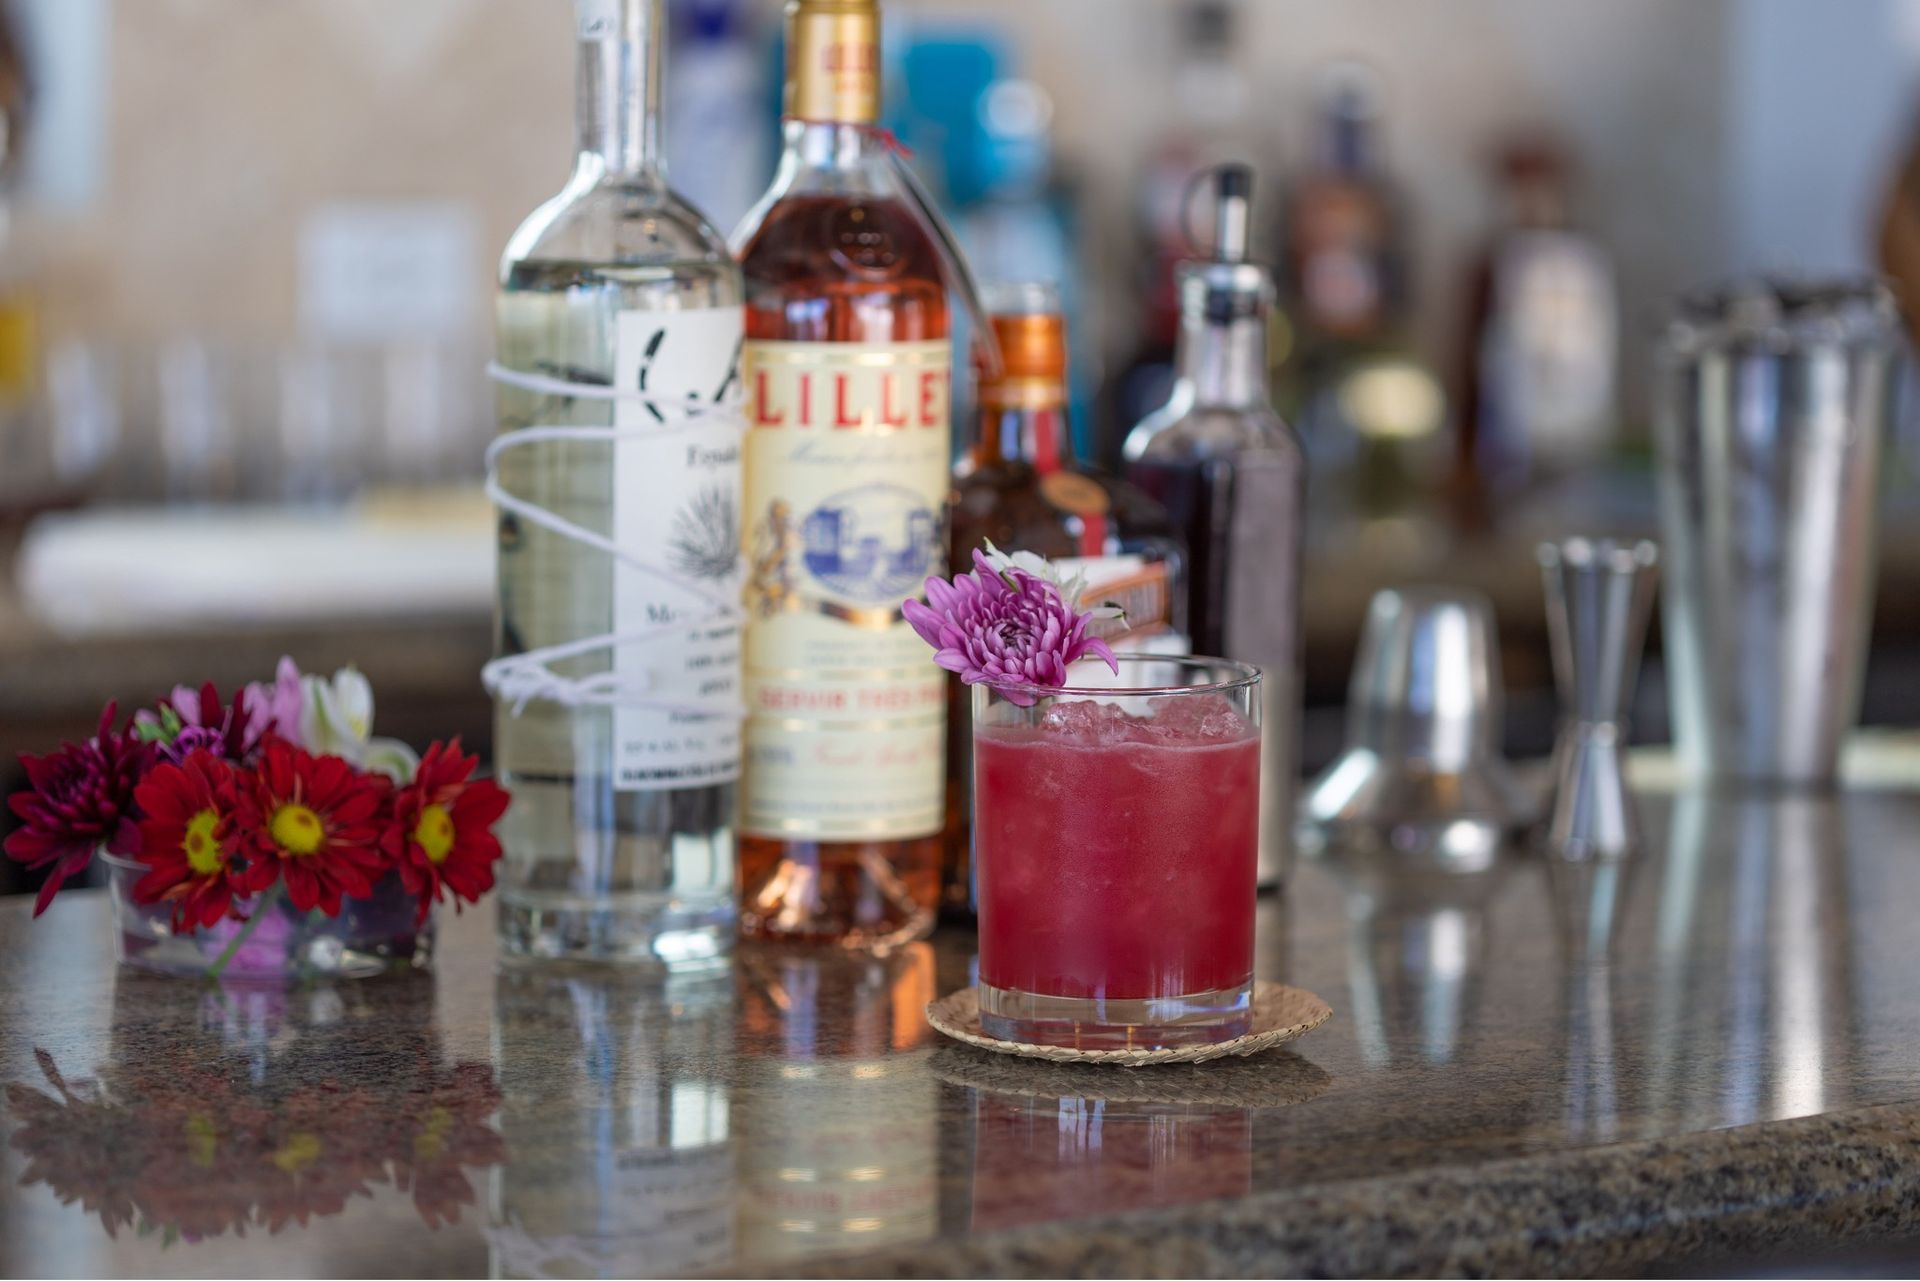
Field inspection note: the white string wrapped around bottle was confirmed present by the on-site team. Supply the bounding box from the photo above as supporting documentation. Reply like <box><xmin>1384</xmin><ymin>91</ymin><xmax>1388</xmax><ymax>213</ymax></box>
<box><xmin>481</xmin><ymin>360</ymin><xmax>747</xmax><ymax>723</ymax></box>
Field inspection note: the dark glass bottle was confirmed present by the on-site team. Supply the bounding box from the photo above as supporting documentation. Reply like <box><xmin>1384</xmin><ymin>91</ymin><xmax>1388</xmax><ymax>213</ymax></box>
<box><xmin>1125</xmin><ymin>166</ymin><xmax>1304</xmax><ymax>892</ymax></box>
<box><xmin>1455</xmin><ymin>139</ymin><xmax>1618</xmax><ymax>524</ymax></box>
<box><xmin>943</xmin><ymin>282</ymin><xmax>1189</xmax><ymax>919</ymax></box>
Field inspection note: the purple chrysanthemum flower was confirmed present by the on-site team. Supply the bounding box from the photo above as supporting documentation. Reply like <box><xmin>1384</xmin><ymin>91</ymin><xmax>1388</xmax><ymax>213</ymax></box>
<box><xmin>133</xmin><ymin>676</ymin><xmax>279</xmax><ymax>764</ymax></box>
<box><xmin>903</xmin><ymin>548</ymin><xmax>1118</xmax><ymax>706</ymax></box>
<box><xmin>164</xmin><ymin>724</ymin><xmax>227</xmax><ymax>763</ymax></box>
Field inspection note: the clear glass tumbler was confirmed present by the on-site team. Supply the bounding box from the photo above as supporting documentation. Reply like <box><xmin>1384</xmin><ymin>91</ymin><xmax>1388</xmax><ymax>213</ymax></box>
<box><xmin>104</xmin><ymin>854</ymin><xmax>433</xmax><ymax>981</ymax></box>
<box><xmin>972</xmin><ymin>655</ymin><xmax>1262</xmax><ymax>1049</ymax></box>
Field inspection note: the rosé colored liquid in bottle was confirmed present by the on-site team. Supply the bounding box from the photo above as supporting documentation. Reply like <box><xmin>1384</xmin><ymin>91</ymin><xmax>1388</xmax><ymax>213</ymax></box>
<box><xmin>972</xmin><ymin>697</ymin><xmax>1259</xmax><ymax>1021</ymax></box>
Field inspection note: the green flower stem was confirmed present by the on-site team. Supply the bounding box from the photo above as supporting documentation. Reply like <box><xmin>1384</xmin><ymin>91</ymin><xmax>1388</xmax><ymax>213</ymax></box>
<box><xmin>204</xmin><ymin>881</ymin><xmax>287</xmax><ymax>982</ymax></box>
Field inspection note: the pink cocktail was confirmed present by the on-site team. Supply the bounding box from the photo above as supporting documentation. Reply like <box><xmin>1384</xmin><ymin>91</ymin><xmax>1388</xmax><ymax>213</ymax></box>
<box><xmin>972</xmin><ymin>656</ymin><xmax>1262</xmax><ymax>1049</ymax></box>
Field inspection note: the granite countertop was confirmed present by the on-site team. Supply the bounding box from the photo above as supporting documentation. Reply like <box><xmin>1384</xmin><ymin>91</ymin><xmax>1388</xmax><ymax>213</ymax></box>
<box><xmin>6</xmin><ymin>782</ymin><xmax>1920</xmax><ymax>1277</ymax></box>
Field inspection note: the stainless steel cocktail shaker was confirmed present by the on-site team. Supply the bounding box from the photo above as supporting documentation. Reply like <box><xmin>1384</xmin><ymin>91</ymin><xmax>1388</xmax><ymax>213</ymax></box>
<box><xmin>1653</xmin><ymin>280</ymin><xmax>1902</xmax><ymax>787</ymax></box>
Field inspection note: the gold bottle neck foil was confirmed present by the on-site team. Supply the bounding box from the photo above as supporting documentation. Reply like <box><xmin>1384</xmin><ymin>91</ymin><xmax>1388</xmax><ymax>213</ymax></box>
<box><xmin>785</xmin><ymin>0</ymin><xmax>880</xmax><ymax>125</ymax></box>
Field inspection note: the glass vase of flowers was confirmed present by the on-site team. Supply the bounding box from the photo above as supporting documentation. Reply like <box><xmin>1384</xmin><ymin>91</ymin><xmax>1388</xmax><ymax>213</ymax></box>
<box><xmin>4</xmin><ymin>658</ymin><xmax>511</xmax><ymax>981</ymax></box>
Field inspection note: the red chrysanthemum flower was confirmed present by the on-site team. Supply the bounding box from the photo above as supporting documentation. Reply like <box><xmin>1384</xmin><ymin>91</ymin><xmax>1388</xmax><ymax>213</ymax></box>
<box><xmin>130</xmin><ymin>750</ymin><xmax>252</xmax><ymax>931</ymax></box>
<box><xmin>234</xmin><ymin>739</ymin><xmax>390</xmax><ymax>916</ymax></box>
<box><xmin>383</xmin><ymin>740</ymin><xmax>509</xmax><ymax>925</ymax></box>
<box><xmin>4</xmin><ymin>705</ymin><xmax>150</xmax><ymax>916</ymax></box>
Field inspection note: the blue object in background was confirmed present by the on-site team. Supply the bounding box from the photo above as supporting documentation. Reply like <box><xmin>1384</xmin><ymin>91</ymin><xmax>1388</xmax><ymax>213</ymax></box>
<box><xmin>666</xmin><ymin>0</ymin><xmax>773</xmax><ymax>237</ymax></box>
<box><xmin>743</xmin><ymin>16</ymin><xmax>1097</xmax><ymax>461</ymax></box>
<box><xmin>882</xmin><ymin>25</ymin><xmax>1098</xmax><ymax>461</ymax></box>
<box><xmin>893</xmin><ymin>35</ymin><xmax>1005</xmax><ymax>207</ymax></box>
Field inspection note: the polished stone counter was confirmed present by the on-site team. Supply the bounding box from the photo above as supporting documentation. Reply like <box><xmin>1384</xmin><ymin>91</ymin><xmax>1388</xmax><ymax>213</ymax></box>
<box><xmin>6</xmin><ymin>782</ymin><xmax>1920</xmax><ymax>1277</ymax></box>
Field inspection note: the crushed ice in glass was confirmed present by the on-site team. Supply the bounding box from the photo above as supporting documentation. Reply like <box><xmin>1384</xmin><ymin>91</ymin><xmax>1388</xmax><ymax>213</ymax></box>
<box><xmin>1037</xmin><ymin>694</ymin><xmax>1250</xmax><ymax>745</ymax></box>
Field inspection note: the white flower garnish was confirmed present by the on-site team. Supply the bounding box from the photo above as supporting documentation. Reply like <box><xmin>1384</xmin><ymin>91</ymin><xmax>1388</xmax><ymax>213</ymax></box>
<box><xmin>979</xmin><ymin>539</ymin><xmax>1126</xmax><ymax>622</ymax></box>
<box><xmin>300</xmin><ymin>665</ymin><xmax>420</xmax><ymax>783</ymax></box>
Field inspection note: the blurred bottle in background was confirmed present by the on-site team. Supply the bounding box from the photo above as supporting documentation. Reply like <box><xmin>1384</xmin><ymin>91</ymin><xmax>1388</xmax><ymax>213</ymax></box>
<box><xmin>887</xmin><ymin>25</ymin><xmax>1094</xmax><ymax>463</ymax></box>
<box><xmin>952</xmin><ymin>78</ymin><xmax>1096</xmax><ymax>460</ymax></box>
<box><xmin>1281</xmin><ymin>62</ymin><xmax>1402</xmax><ymax>360</ymax></box>
<box><xmin>1105</xmin><ymin>0</ymin><xmax>1253</xmax><ymax>466</ymax></box>
<box><xmin>956</xmin><ymin>284</ymin><xmax>1187</xmax><ymax>648</ymax></box>
<box><xmin>945</xmin><ymin>281</ymin><xmax>1189</xmax><ymax>918</ymax></box>
<box><xmin>1454</xmin><ymin>138</ymin><xmax>1618</xmax><ymax>529</ymax></box>
<box><xmin>0</xmin><ymin>3</ymin><xmax>40</xmax><ymax>525</ymax></box>
<box><xmin>665</xmin><ymin>0</ymin><xmax>771</xmax><ymax>237</ymax></box>
<box><xmin>1279</xmin><ymin>61</ymin><xmax>1448</xmax><ymax>540</ymax></box>
<box><xmin>1124</xmin><ymin>165</ymin><xmax>1302</xmax><ymax>892</ymax></box>
<box><xmin>1873</xmin><ymin>117</ymin><xmax>1920</xmax><ymax>484</ymax></box>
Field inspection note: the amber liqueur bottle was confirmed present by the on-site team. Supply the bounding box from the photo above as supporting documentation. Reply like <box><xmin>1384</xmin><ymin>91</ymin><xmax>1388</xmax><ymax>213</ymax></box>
<box><xmin>734</xmin><ymin>0</ymin><xmax>953</xmax><ymax>947</ymax></box>
<box><xmin>943</xmin><ymin>282</ymin><xmax>1188</xmax><ymax>918</ymax></box>
<box><xmin>953</xmin><ymin>284</ymin><xmax>1187</xmax><ymax>631</ymax></box>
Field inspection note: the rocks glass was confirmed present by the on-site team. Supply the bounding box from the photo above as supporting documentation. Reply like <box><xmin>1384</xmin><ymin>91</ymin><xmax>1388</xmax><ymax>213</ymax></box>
<box><xmin>971</xmin><ymin>656</ymin><xmax>1262</xmax><ymax>1049</ymax></box>
<box><xmin>104</xmin><ymin>853</ymin><xmax>432</xmax><ymax>980</ymax></box>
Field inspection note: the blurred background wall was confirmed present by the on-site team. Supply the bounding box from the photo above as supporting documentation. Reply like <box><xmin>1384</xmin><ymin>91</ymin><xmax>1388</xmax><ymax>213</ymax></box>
<box><xmin>7</xmin><ymin>0</ymin><xmax>1917</xmax><ymax>421</ymax></box>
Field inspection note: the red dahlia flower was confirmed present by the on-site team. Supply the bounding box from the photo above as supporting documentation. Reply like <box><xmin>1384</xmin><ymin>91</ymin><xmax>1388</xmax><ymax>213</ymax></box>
<box><xmin>131</xmin><ymin>750</ymin><xmax>248</xmax><ymax>931</ymax></box>
<box><xmin>235</xmin><ymin>739</ymin><xmax>389</xmax><ymax>916</ymax></box>
<box><xmin>383</xmin><ymin>740</ymin><xmax>509</xmax><ymax>924</ymax></box>
<box><xmin>4</xmin><ymin>705</ymin><xmax>149</xmax><ymax>916</ymax></box>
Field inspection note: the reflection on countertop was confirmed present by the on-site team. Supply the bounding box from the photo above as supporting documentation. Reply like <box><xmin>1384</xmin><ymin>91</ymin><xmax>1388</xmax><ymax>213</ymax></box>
<box><xmin>7</xmin><ymin>782</ymin><xmax>1920</xmax><ymax>1276</ymax></box>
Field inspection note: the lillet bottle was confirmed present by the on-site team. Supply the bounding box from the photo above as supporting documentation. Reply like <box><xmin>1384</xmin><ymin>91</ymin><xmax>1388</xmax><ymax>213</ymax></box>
<box><xmin>734</xmin><ymin>0</ymin><xmax>953</xmax><ymax>946</ymax></box>
<box><xmin>491</xmin><ymin>0</ymin><xmax>744</xmax><ymax>967</ymax></box>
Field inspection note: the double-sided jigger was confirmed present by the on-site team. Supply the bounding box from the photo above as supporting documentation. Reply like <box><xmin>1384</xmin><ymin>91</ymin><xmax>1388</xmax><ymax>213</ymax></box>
<box><xmin>1538</xmin><ymin>538</ymin><xmax>1659</xmax><ymax>860</ymax></box>
<box><xmin>1299</xmin><ymin>587</ymin><xmax>1536</xmax><ymax>869</ymax></box>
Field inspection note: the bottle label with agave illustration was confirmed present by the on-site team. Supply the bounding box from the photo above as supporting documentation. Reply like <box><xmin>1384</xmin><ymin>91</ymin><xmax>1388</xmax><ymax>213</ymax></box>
<box><xmin>611</xmin><ymin>306</ymin><xmax>745</xmax><ymax>791</ymax></box>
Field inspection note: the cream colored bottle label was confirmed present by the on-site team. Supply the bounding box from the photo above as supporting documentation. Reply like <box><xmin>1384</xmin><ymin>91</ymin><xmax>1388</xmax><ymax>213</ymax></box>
<box><xmin>740</xmin><ymin>339</ymin><xmax>950</xmax><ymax>840</ymax></box>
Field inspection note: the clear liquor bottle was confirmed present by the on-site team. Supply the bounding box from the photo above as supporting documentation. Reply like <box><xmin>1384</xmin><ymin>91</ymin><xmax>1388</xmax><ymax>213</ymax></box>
<box><xmin>493</xmin><ymin>0</ymin><xmax>744</xmax><ymax>967</ymax></box>
<box><xmin>1124</xmin><ymin>165</ymin><xmax>1304</xmax><ymax>891</ymax></box>
<box><xmin>733</xmin><ymin>0</ymin><xmax>953</xmax><ymax>947</ymax></box>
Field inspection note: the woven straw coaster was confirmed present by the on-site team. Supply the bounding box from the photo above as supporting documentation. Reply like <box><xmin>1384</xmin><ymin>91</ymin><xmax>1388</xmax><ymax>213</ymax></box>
<box><xmin>925</xmin><ymin>982</ymin><xmax>1332</xmax><ymax>1067</ymax></box>
<box><xmin>930</xmin><ymin>1043</ymin><xmax>1333</xmax><ymax>1107</ymax></box>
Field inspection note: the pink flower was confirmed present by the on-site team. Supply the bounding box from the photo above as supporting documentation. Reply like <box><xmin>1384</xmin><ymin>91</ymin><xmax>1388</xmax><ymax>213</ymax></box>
<box><xmin>134</xmin><ymin>682</ymin><xmax>271</xmax><ymax>764</ymax></box>
<box><xmin>904</xmin><ymin>548</ymin><xmax>1118</xmax><ymax>706</ymax></box>
<box><xmin>244</xmin><ymin>657</ymin><xmax>306</xmax><ymax>749</ymax></box>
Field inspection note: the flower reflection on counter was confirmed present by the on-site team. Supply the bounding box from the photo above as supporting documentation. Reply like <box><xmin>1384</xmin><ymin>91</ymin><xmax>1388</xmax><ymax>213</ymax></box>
<box><xmin>4</xmin><ymin>974</ymin><xmax>503</xmax><ymax>1242</ymax></box>
<box><xmin>488</xmin><ymin>967</ymin><xmax>734</xmax><ymax>1279</ymax></box>
<box><xmin>735</xmin><ymin>944</ymin><xmax>938</xmax><ymax>1265</ymax></box>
